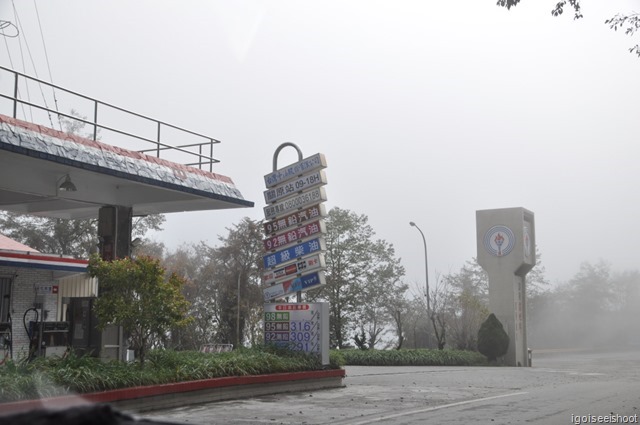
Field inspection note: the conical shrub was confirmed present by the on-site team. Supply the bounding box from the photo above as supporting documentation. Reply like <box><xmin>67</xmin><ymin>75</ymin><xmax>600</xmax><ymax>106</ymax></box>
<box><xmin>477</xmin><ymin>313</ymin><xmax>510</xmax><ymax>363</ymax></box>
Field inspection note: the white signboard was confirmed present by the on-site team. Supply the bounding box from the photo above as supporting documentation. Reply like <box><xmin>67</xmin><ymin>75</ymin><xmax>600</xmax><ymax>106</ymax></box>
<box><xmin>264</xmin><ymin>302</ymin><xmax>329</xmax><ymax>365</ymax></box>
<box><xmin>264</xmin><ymin>170</ymin><xmax>327</xmax><ymax>205</ymax></box>
<box><xmin>264</xmin><ymin>153</ymin><xmax>327</xmax><ymax>189</ymax></box>
<box><xmin>263</xmin><ymin>271</ymin><xmax>326</xmax><ymax>302</ymax></box>
<box><xmin>262</xmin><ymin>254</ymin><xmax>325</xmax><ymax>286</ymax></box>
<box><xmin>263</xmin><ymin>187</ymin><xmax>327</xmax><ymax>221</ymax></box>
<box><xmin>35</xmin><ymin>284</ymin><xmax>59</xmax><ymax>295</ymax></box>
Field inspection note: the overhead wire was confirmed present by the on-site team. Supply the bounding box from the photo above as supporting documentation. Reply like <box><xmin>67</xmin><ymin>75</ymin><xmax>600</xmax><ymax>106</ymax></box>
<box><xmin>1</xmin><ymin>20</ymin><xmax>28</xmax><ymax>119</ymax></box>
<box><xmin>1</xmin><ymin>21</ymin><xmax>18</xmax><ymax>68</ymax></box>
<box><xmin>33</xmin><ymin>0</ymin><xmax>62</xmax><ymax>131</ymax></box>
<box><xmin>11</xmin><ymin>1</ymin><xmax>34</xmax><ymax>122</ymax></box>
<box><xmin>0</xmin><ymin>20</ymin><xmax>19</xmax><ymax>69</ymax></box>
<box><xmin>11</xmin><ymin>0</ymin><xmax>55</xmax><ymax>128</ymax></box>
<box><xmin>0</xmin><ymin>20</ymin><xmax>19</xmax><ymax>38</ymax></box>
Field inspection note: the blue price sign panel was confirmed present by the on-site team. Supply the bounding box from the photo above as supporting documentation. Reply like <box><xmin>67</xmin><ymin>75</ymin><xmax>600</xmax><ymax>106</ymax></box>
<box><xmin>263</xmin><ymin>238</ymin><xmax>326</xmax><ymax>269</ymax></box>
<box><xmin>264</xmin><ymin>302</ymin><xmax>329</xmax><ymax>365</ymax></box>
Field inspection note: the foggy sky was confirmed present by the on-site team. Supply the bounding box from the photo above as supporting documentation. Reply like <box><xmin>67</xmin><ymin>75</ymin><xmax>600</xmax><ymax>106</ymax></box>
<box><xmin>1</xmin><ymin>0</ymin><xmax>639</xmax><ymax>289</ymax></box>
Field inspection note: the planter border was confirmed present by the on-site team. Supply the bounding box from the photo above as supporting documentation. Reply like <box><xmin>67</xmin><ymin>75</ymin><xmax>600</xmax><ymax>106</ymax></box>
<box><xmin>0</xmin><ymin>369</ymin><xmax>346</xmax><ymax>415</ymax></box>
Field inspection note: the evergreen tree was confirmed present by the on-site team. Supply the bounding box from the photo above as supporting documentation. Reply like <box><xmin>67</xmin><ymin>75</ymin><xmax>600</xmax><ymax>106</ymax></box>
<box><xmin>477</xmin><ymin>313</ymin><xmax>510</xmax><ymax>363</ymax></box>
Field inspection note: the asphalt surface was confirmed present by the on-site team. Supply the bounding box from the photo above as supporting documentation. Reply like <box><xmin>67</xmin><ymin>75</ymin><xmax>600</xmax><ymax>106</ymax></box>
<box><xmin>143</xmin><ymin>349</ymin><xmax>640</xmax><ymax>425</ymax></box>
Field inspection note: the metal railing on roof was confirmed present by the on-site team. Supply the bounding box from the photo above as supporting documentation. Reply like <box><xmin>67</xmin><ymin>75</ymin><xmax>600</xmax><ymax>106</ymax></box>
<box><xmin>0</xmin><ymin>65</ymin><xmax>220</xmax><ymax>172</ymax></box>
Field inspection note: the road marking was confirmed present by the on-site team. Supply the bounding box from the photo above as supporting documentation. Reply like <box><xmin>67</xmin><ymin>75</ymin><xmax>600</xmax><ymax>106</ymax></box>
<box><xmin>531</xmin><ymin>368</ymin><xmax>606</xmax><ymax>376</ymax></box>
<box><xmin>343</xmin><ymin>391</ymin><xmax>529</xmax><ymax>425</ymax></box>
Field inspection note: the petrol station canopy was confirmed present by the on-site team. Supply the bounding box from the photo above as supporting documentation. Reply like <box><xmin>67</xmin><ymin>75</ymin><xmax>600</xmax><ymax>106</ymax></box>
<box><xmin>0</xmin><ymin>114</ymin><xmax>253</xmax><ymax>220</ymax></box>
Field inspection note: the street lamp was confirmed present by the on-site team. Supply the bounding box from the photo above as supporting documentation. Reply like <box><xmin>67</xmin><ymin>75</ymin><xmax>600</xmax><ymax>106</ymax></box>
<box><xmin>409</xmin><ymin>221</ymin><xmax>430</xmax><ymax>315</ymax></box>
<box><xmin>236</xmin><ymin>270</ymin><xmax>241</xmax><ymax>349</ymax></box>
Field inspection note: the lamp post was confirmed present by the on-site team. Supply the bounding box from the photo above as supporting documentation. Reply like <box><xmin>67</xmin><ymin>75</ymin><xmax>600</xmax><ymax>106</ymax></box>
<box><xmin>236</xmin><ymin>270</ymin><xmax>241</xmax><ymax>349</ymax></box>
<box><xmin>409</xmin><ymin>222</ymin><xmax>430</xmax><ymax>315</ymax></box>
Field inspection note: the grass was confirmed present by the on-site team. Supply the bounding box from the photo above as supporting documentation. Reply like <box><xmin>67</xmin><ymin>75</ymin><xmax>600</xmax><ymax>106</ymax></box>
<box><xmin>0</xmin><ymin>347</ymin><xmax>484</xmax><ymax>403</ymax></box>
<box><xmin>0</xmin><ymin>346</ymin><xmax>343</xmax><ymax>403</ymax></box>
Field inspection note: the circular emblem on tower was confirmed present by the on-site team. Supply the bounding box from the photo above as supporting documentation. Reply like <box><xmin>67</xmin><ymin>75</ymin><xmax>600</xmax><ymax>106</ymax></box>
<box><xmin>483</xmin><ymin>225</ymin><xmax>515</xmax><ymax>257</ymax></box>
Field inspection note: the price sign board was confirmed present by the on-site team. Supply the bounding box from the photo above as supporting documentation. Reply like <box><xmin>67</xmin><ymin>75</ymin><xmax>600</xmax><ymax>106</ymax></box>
<box><xmin>263</xmin><ymin>237</ymin><xmax>325</xmax><ymax>269</ymax></box>
<box><xmin>264</xmin><ymin>153</ymin><xmax>327</xmax><ymax>189</ymax></box>
<box><xmin>263</xmin><ymin>271</ymin><xmax>326</xmax><ymax>302</ymax></box>
<box><xmin>264</xmin><ymin>170</ymin><xmax>327</xmax><ymax>205</ymax></box>
<box><xmin>262</xmin><ymin>254</ymin><xmax>325</xmax><ymax>285</ymax></box>
<box><xmin>263</xmin><ymin>204</ymin><xmax>326</xmax><ymax>236</ymax></box>
<box><xmin>263</xmin><ymin>187</ymin><xmax>327</xmax><ymax>221</ymax></box>
<box><xmin>264</xmin><ymin>302</ymin><xmax>329</xmax><ymax>365</ymax></box>
<box><xmin>263</xmin><ymin>220</ymin><xmax>325</xmax><ymax>252</ymax></box>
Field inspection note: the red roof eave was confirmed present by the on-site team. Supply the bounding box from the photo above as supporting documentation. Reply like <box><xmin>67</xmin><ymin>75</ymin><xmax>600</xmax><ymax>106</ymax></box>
<box><xmin>0</xmin><ymin>250</ymin><xmax>88</xmax><ymax>273</ymax></box>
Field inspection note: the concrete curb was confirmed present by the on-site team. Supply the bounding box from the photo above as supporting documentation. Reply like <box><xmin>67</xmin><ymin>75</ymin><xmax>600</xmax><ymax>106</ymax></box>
<box><xmin>0</xmin><ymin>369</ymin><xmax>346</xmax><ymax>415</ymax></box>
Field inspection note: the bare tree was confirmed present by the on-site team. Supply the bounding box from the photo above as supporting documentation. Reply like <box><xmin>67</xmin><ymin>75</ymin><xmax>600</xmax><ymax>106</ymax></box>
<box><xmin>428</xmin><ymin>273</ymin><xmax>451</xmax><ymax>350</ymax></box>
<box><xmin>387</xmin><ymin>295</ymin><xmax>409</xmax><ymax>349</ymax></box>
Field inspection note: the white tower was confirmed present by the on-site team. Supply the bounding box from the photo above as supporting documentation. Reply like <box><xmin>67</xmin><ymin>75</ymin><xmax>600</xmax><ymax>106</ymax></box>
<box><xmin>476</xmin><ymin>207</ymin><xmax>535</xmax><ymax>367</ymax></box>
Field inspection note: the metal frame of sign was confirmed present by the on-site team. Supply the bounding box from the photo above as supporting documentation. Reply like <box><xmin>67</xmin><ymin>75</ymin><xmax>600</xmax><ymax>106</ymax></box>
<box><xmin>263</xmin><ymin>204</ymin><xmax>327</xmax><ymax>236</ymax></box>
<box><xmin>263</xmin><ymin>144</ymin><xmax>328</xmax><ymax>307</ymax></box>
<box><xmin>264</xmin><ymin>169</ymin><xmax>327</xmax><ymax>205</ymax></box>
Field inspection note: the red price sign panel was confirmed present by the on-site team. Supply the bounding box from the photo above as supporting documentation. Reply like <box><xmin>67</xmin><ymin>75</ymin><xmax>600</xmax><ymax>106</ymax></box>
<box><xmin>263</xmin><ymin>204</ymin><xmax>326</xmax><ymax>236</ymax></box>
<box><xmin>263</xmin><ymin>220</ymin><xmax>325</xmax><ymax>252</ymax></box>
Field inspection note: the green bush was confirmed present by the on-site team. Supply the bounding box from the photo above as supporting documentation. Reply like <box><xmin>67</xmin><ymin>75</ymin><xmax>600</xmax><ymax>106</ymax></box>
<box><xmin>0</xmin><ymin>346</ymin><xmax>487</xmax><ymax>403</ymax></box>
<box><xmin>335</xmin><ymin>349</ymin><xmax>486</xmax><ymax>366</ymax></box>
<box><xmin>477</xmin><ymin>313</ymin><xmax>510</xmax><ymax>363</ymax></box>
<box><xmin>0</xmin><ymin>346</ymin><xmax>340</xmax><ymax>403</ymax></box>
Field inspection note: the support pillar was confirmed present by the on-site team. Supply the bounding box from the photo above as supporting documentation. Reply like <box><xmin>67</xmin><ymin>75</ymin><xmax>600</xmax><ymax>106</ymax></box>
<box><xmin>97</xmin><ymin>205</ymin><xmax>133</xmax><ymax>361</ymax></box>
<box><xmin>98</xmin><ymin>206</ymin><xmax>133</xmax><ymax>261</ymax></box>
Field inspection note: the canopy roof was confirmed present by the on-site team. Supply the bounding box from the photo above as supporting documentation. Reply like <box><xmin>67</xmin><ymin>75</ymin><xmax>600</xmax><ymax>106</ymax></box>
<box><xmin>0</xmin><ymin>114</ymin><xmax>253</xmax><ymax>220</ymax></box>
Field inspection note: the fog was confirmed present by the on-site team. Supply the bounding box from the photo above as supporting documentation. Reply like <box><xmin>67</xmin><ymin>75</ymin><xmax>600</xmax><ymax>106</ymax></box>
<box><xmin>1</xmin><ymin>1</ymin><xmax>639</xmax><ymax>352</ymax></box>
<box><xmin>2</xmin><ymin>1</ymin><xmax>640</xmax><ymax>290</ymax></box>
<box><xmin>528</xmin><ymin>261</ymin><xmax>640</xmax><ymax>350</ymax></box>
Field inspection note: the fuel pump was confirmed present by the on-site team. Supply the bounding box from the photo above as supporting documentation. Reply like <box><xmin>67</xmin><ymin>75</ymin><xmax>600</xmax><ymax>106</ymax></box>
<box><xmin>0</xmin><ymin>317</ymin><xmax>10</xmax><ymax>364</ymax></box>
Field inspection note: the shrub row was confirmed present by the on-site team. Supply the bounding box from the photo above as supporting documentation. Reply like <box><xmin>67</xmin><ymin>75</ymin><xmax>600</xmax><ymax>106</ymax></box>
<box><xmin>0</xmin><ymin>346</ymin><xmax>343</xmax><ymax>403</ymax></box>
<box><xmin>0</xmin><ymin>347</ymin><xmax>483</xmax><ymax>403</ymax></box>
<box><xmin>335</xmin><ymin>349</ymin><xmax>486</xmax><ymax>366</ymax></box>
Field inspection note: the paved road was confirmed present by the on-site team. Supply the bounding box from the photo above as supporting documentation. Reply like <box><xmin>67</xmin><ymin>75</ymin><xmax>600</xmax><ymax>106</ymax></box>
<box><xmin>143</xmin><ymin>349</ymin><xmax>640</xmax><ymax>425</ymax></box>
